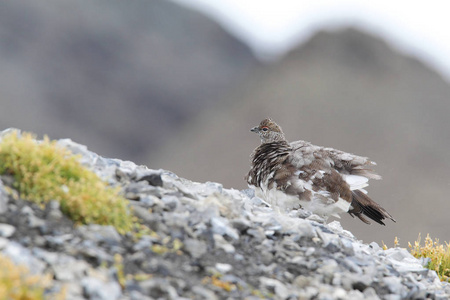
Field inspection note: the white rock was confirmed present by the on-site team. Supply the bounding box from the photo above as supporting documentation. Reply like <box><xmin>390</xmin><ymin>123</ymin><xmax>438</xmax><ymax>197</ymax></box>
<box><xmin>215</xmin><ymin>263</ymin><xmax>232</xmax><ymax>273</ymax></box>
<box><xmin>213</xmin><ymin>234</ymin><xmax>235</xmax><ymax>253</ymax></box>
<box><xmin>260</xmin><ymin>277</ymin><xmax>290</xmax><ymax>299</ymax></box>
<box><xmin>0</xmin><ymin>223</ymin><xmax>15</xmax><ymax>237</ymax></box>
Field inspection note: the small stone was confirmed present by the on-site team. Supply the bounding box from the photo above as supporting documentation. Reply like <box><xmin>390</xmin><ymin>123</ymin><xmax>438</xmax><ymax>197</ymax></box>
<box><xmin>369</xmin><ymin>241</ymin><xmax>382</xmax><ymax>252</ymax></box>
<box><xmin>161</xmin><ymin>195</ymin><xmax>179</xmax><ymax>211</ymax></box>
<box><xmin>140</xmin><ymin>195</ymin><xmax>158</xmax><ymax>206</ymax></box>
<box><xmin>3</xmin><ymin>242</ymin><xmax>46</xmax><ymax>274</ymax></box>
<box><xmin>213</xmin><ymin>234</ymin><xmax>235</xmax><ymax>253</ymax></box>
<box><xmin>82</xmin><ymin>277</ymin><xmax>122</xmax><ymax>300</ymax></box>
<box><xmin>191</xmin><ymin>285</ymin><xmax>218</xmax><ymax>300</ymax></box>
<box><xmin>263</xmin><ymin>217</ymin><xmax>282</xmax><ymax>232</ymax></box>
<box><xmin>138</xmin><ymin>278</ymin><xmax>179</xmax><ymax>299</ymax></box>
<box><xmin>139</xmin><ymin>173</ymin><xmax>163</xmax><ymax>187</ymax></box>
<box><xmin>45</xmin><ymin>200</ymin><xmax>64</xmax><ymax>220</ymax></box>
<box><xmin>294</xmin><ymin>275</ymin><xmax>314</xmax><ymax>289</ymax></box>
<box><xmin>248</xmin><ymin>196</ymin><xmax>269</xmax><ymax>207</ymax></box>
<box><xmin>115</xmin><ymin>161</ymin><xmax>138</xmax><ymax>180</ymax></box>
<box><xmin>133</xmin><ymin>236</ymin><xmax>154</xmax><ymax>252</ymax></box>
<box><xmin>33</xmin><ymin>236</ymin><xmax>45</xmax><ymax>248</ymax></box>
<box><xmin>230</xmin><ymin>218</ymin><xmax>251</xmax><ymax>232</ymax></box>
<box><xmin>261</xmin><ymin>250</ymin><xmax>274</xmax><ymax>265</ymax></box>
<box><xmin>234</xmin><ymin>253</ymin><xmax>244</xmax><ymax>261</ymax></box>
<box><xmin>305</xmin><ymin>247</ymin><xmax>316</xmax><ymax>256</ymax></box>
<box><xmin>45</xmin><ymin>234</ymin><xmax>73</xmax><ymax>249</ymax></box>
<box><xmin>184</xmin><ymin>239</ymin><xmax>207</xmax><ymax>259</ymax></box>
<box><xmin>318</xmin><ymin>259</ymin><xmax>339</xmax><ymax>276</ymax></box>
<box><xmin>295</xmin><ymin>219</ymin><xmax>317</xmax><ymax>238</ymax></box>
<box><xmin>0</xmin><ymin>223</ymin><xmax>16</xmax><ymax>237</ymax></box>
<box><xmin>383</xmin><ymin>294</ymin><xmax>401</xmax><ymax>300</ymax></box>
<box><xmin>32</xmin><ymin>248</ymin><xmax>59</xmax><ymax>265</ymax></box>
<box><xmin>435</xmin><ymin>293</ymin><xmax>450</xmax><ymax>300</ymax></box>
<box><xmin>204</xmin><ymin>182</ymin><xmax>223</xmax><ymax>195</ymax></box>
<box><xmin>342</xmin><ymin>258</ymin><xmax>363</xmax><ymax>274</ymax></box>
<box><xmin>20</xmin><ymin>206</ymin><xmax>34</xmax><ymax>216</ymax></box>
<box><xmin>327</xmin><ymin>221</ymin><xmax>344</xmax><ymax>233</ymax></box>
<box><xmin>0</xmin><ymin>185</ymin><xmax>8</xmax><ymax>214</ymax></box>
<box><xmin>418</xmin><ymin>257</ymin><xmax>431</xmax><ymax>267</ymax></box>
<box><xmin>29</xmin><ymin>216</ymin><xmax>46</xmax><ymax>229</ymax></box>
<box><xmin>77</xmin><ymin>225</ymin><xmax>122</xmax><ymax>245</ymax></box>
<box><xmin>20</xmin><ymin>206</ymin><xmax>46</xmax><ymax>228</ymax></box>
<box><xmin>382</xmin><ymin>276</ymin><xmax>403</xmax><ymax>294</ymax></box>
<box><xmin>132</xmin><ymin>205</ymin><xmax>161</xmax><ymax>229</ymax></box>
<box><xmin>247</xmin><ymin>228</ymin><xmax>265</xmax><ymax>241</ymax></box>
<box><xmin>211</xmin><ymin>217</ymin><xmax>239</xmax><ymax>240</ymax></box>
<box><xmin>78</xmin><ymin>242</ymin><xmax>114</xmax><ymax>264</ymax></box>
<box><xmin>240</xmin><ymin>188</ymin><xmax>254</xmax><ymax>198</ymax></box>
<box><xmin>332</xmin><ymin>287</ymin><xmax>348</xmax><ymax>299</ymax></box>
<box><xmin>53</xmin><ymin>264</ymin><xmax>77</xmax><ymax>281</ymax></box>
<box><xmin>260</xmin><ymin>277</ymin><xmax>290</xmax><ymax>299</ymax></box>
<box><xmin>289</xmin><ymin>209</ymin><xmax>312</xmax><ymax>219</ymax></box>
<box><xmin>340</xmin><ymin>238</ymin><xmax>356</xmax><ymax>256</ymax></box>
<box><xmin>215</xmin><ymin>263</ymin><xmax>232</xmax><ymax>273</ymax></box>
<box><xmin>0</xmin><ymin>237</ymin><xmax>9</xmax><ymax>249</ymax></box>
<box><xmin>384</xmin><ymin>248</ymin><xmax>426</xmax><ymax>273</ymax></box>
<box><xmin>352</xmin><ymin>275</ymin><xmax>373</xmax><ymax>291</ymax></box>
<box><xmin>363</xmin><ymin>287</ymin><xmax>381</xmax><ymax>300</ymax></box>
<box><xmin>170</xmin><ymin>180</ymin><xmax>198</xmax><ymax>199</ymax></box>
<box><xmin>306</xmin><ymin>214</ymin><xmax>326</xmax><ymax>223</ymax></box>
<box><xmin>129</xmin><ymin>291</ymin><xmax>153</xmax><ymax>300</ymax></box>
<box><xmin>346</xmin><ymin>289</ymin><xmax>366</xmax><ymax>300</ymax></box>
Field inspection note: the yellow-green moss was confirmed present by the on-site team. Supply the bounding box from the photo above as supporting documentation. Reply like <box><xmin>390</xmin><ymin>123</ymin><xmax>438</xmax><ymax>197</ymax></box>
<box><xmin>201</xmin><ymin>275</ymin><xmax>236</xmax><ymax>292</ymax></box>
<box><xmin>0</xmin><ymin>253</ymin><xmax>65</xmax><ymax>300</ymax></box>
<box><xmin>409</xmin><ymin>234</ymin><xmax>450</xmax><ymax>282</ymax></box>
<box><xmin>0</xmin><ymin>131</ymin><xmax>133</xmax><ymax>234</ymax></box>
<box><xmin>383</xmin><ymin>234</ymin><xmax>450</xmax><ymax>282</ymax></box>
<box><xmin>151</xmin><ymin>237</ymin><xmax>183</xmax><ymax>255</ymax></box>
<box><xmin>113</xmin><ymin>254</ymin><xmax>126</xmax><ymax>289</ymax></box>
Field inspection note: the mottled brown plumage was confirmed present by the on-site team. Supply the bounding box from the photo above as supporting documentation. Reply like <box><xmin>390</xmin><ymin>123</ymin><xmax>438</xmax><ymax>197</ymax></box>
<box><xmin>246</xmin><ymin>118</ymin><xmax>395</xmax><ymax>225</ymax></box>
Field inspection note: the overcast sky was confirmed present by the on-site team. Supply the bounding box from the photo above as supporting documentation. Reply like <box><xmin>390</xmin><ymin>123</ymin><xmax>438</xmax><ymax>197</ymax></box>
<box><xmin>174</xmin><ymin>0</ymin><xmax>450</xmax><ymax>81</ymax></box>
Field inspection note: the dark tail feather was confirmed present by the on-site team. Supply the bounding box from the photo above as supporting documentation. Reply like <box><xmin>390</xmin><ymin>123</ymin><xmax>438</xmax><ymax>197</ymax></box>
<box><xmin>348</xmin><ymin>190</ymin><xmax>396</xmax><ymax>225</ymax></box>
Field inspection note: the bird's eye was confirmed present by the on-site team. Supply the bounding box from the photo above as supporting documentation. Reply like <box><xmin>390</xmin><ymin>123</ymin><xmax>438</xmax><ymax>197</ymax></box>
<box><xmin>261</xmin><ymin>127</ymin><xmax>268</xmax><ymax>132</ymax></box>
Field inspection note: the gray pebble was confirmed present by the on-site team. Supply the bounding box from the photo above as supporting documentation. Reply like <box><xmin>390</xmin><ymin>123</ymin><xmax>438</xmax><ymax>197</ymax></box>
<box><xmin>77</xmin><ymin>224</ymin><xmax>122</xmax><ymax>245</ymax></box>
<box><xmin>0</xmin><ymin>223</ymin><xmax>15</xmax><ymax>237</ymax></box>
<box><xmin>192</xmin><ymin>285</ymin><xmax>219</xmax><ymax>300</ymax></box>
<box><xmin>82</xmin><ymin>277</ymin><xmax>122</xmax><ymax>300</ymax></box>
<box><xmin>184</xmin><ymin>238</ymin><xmax>207</xmax><ymax>259</ymax></box>
<box><xmin>161</xmin><ymin>195</ymin><xmax>179</xmax><ymax>211</ymax></box>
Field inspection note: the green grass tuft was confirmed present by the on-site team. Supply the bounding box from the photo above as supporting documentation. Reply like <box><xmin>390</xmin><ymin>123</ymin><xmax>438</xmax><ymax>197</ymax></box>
<box><xmin>409</xmin><ymin>234</ymin><xmax>450</xmax><ymax>282</ymax></box>
<box><xmin>0</xmin><ymin>131</ymin><xmax>134</xmax><ymax>234</ymax></box>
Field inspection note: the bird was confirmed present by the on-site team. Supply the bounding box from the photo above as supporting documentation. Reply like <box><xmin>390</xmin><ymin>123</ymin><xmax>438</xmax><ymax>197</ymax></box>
<box><xmin>245</xmin><ymin>118</ymin><xmax>395</xmax><ymax>225</ymax></box>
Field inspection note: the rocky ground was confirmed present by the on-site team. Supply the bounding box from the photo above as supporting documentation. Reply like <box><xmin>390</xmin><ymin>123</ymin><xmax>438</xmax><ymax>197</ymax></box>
<box><xmin>0</xmin><ymin>137</ymin><xmax>449</xmax><ymax>300</ymax></box>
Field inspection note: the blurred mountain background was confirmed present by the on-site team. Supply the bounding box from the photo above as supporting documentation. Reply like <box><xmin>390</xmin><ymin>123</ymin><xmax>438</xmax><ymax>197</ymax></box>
<box><xmin>1</xmin><ymin>0</ymin><xmax>449</xmax><ymax>246</ymax></box>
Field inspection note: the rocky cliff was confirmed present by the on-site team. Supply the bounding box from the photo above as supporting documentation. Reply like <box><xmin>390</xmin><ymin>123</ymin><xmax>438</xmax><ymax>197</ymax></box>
<box><xmin>0</xmin><ymin>131</ymin><xmax>448</xmax><ymax>299</ymax></box>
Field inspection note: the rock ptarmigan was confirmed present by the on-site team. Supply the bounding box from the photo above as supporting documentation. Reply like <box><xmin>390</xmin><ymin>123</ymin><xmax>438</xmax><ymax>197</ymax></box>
<box><xmin>245</xmin><ymin>118</ymin><xmax>395</xmax><ymax>225</ymax></box>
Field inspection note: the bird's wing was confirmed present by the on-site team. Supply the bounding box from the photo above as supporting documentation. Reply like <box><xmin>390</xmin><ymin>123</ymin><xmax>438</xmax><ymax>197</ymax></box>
<box><xmin>322</xmin><ymin>146</ymin><xmax>381</xmax><ymax>180</ymax></box>
<box><xmin>290</xmin><ymin>140</ymin><xmax>380</xmax><ymax>183</ymax></box>
<box><xmin>280</xmin><ymin>141</ymin><xmax>353</xmax><ymax>207</ymax></box>
<box><xmin>289</xmin><ymin>140</ymin><xmax>394</xmax><ymax>225</ymax></box>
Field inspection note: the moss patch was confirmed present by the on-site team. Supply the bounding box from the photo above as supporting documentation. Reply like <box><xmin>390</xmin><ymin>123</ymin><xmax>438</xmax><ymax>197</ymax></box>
<box><xmin>0</xmin><ymin>253</ymin><xmax>65</xmax><ymax>300</ymax></box>
<box><xmin>0</xmin><ymin>131</ymin><xmax>133</xmax><ymax>234</ymax></box>
<box><xmin>409</xmin><ymin>234</ymin><xmax>450</xmax><ymax>282</ymax></box>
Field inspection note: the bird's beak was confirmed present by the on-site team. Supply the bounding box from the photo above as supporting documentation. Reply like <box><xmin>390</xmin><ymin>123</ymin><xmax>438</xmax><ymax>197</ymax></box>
<box><xmin>250</xmin><ymin>126</ymin><xmax>259</xmax><ymax>133</ymax></box>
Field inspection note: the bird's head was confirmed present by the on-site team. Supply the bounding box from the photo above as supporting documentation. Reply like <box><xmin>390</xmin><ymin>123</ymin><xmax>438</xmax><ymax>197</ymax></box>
<box><xmin>251</xmin><ymin>118</ymin><xmax>286</xmax><ymax>143</ymax></box>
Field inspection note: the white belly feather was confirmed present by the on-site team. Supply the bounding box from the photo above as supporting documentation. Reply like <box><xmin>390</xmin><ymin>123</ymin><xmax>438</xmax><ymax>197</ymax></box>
<box><xmin>249</xmin><ymin>170</ymin><xmax>370</xmax><ymax>219</ymax></box>
<box><xmin>252</xmin><ymin>181</ymin><xmax>351</xmax><ymax>218</ymax></box>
